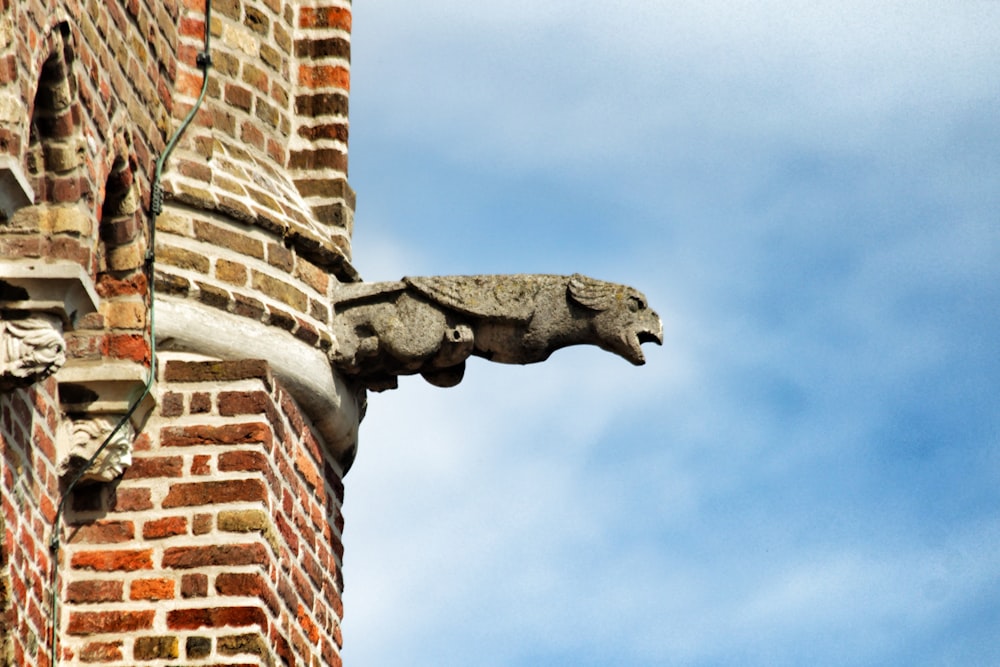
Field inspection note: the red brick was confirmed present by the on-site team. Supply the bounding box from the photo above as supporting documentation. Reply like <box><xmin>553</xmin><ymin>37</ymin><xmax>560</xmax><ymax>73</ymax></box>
<box><xmin>178</xmin><ymin>16</ymin><xmax>205</xmax><ymax>38</ymax></box>
<box><xmin>112</xmin><ymin>487</ymin><xmax>153</xmax><ymax>511</ymax></box>
<box><xmin>288</xmin><ymin>147</ymin><xmax>347</xmax><ymax>171</ymax></box>
<box><xmin>65</xmin><ymin>579</ymin><xmax>124</xmax><ymax>603</ymax></box>
<box><xmin>163</xmin><ymin>543</ymin><xmax>268</xmax><ymax>568</ymax></box>
<box><xmin>130</xmin><ymin>578</ymin><xmax>175</xmax><ymax>600</ymax></box>
<box><xmin>190</xmin><ymin>392</ymin><xmax>211</xmax><ymax>413</ymax></box>
<box><xmin>122</xmin><ymin>455</ymin><xmax>183</xmax><ymax>479</ymax></box>
<box><xmin>274</xmin><ymin>513</ymin><xmax>298</xmax><ymax>552</ymax></box>
<box><xmin>67</xmin><ymin>610</ymin><xmax>155</xmax><ymax>634</ymax></box>
<box><xmin>95</xmin><ymin>272</ymin><xmax>147</xmax><ymax>297</ymax></box>
<box><xmin>217</xmin><ymin>450</ymin><xmax>269</xmax><ymax>473</ymax></box>
<box><xmin>215</xmin><ymin>571</ymin><xmax>281</xmax><ymax>614</ymax></box>
<box><xmin>298</xmin><ymin>604</ymin><xmax>320</xmax><ymax>644</ymax></box>
<box><xmin>79</xmin><ymin>641</ymin><xmax>123</xmax><ymax>662</ymax></box>
<box><xmin>175</xmin><ymin>69</ymin><xmax>204</xmax><ymax>99</ymax></box>
<box><xmin>181</xmin><ymin>573</ymin><xmax>208</xmax><ymax>598</ymax></box>
<box><xmin>166</xmin><ymin>606</ymin><xmax>267</xmax><ymax>630</ymax></box>
<box><xmin>159</xmin><ymin>391</ymin><xmax>185</xmax><ymax>417</ymax></box>
<box><xmin>218</xmin><ymin>391</ymin><xmax>270</xmax><ymax>416</ymax></box>
<box><xmin>224</xmin><ymin>83</ymin><xmax>253</xmax><ymax>111</ymax></box>
<box><xmin>191</xmin><ymin>454</ymin><xmax>211</xmax><ymax>475</ymax></box>
<box><xmin>161</xmin><ymin>423</ymin><xmax>273</xmax><ymax>447</ymax></box>
<box><xmin>107</xmin><ymin>333</ymin><xmax>150</xmax><ymax>363</ymax></box>
<box><xmin>162</xmin><ymin>479</ymin><xmax>268</xmax><ymax>508</ymax></box>
<box><xmin>69</xmin><ymin>520</ymin><xmax>134</xmax><ymax>544</ymax></box>
<box><xmin>294</xmin><ymin>451</ymin><xmax>324</xmax><ymax>500</ymax></box>
<box><xmin>297</xmin><ymin>64</ymin><xmax>350</xmax><ymax>91</ymax></box>
<box><xmin>70</xmin><ymin>549</ymin><xmax>153</xmax><ymax>572</ymax></box>
<box><xmin>192</xmin><ymin>513</ymin><xmax>213</xmax><ymax>535</ymax></box>
<box><xmin>298</xmin><ymin>6</ymin><xmax>351</xmax><ymax>30</ymax></box>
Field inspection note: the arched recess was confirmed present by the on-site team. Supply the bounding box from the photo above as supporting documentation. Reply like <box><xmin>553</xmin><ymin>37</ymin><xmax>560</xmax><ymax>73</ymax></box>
<box><xmin>25</xmin><ymin>22</ymin><xmax>85</xmax><ymax>205</ymax></box>
<box><xmin>91</xmin><ymin>131</ymin><xmax>151</xmax><ymax>365</ymax></box>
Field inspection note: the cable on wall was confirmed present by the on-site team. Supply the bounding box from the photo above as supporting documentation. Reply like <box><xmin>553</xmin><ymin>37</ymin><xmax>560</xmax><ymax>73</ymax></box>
<box><xmin>46</xmin><ymin>2</ymin><xmax>212</xmax><ymax>663</ymax></box>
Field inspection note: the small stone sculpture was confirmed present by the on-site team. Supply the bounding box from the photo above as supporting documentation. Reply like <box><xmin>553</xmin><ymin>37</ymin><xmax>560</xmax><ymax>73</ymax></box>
<box><xmin>0</xmin><ymin>314</ymin><xmax>66</xmax><ymax>389</ymax></box>
<box><xmin>58</xmin><ymin>415</ymin><xmax>135</xmax><ymax>484</ymax></box>
<box><xmin>331</xmin><ymin>274</ymin><xmax>662</xmax><ymax>391</ymax></box>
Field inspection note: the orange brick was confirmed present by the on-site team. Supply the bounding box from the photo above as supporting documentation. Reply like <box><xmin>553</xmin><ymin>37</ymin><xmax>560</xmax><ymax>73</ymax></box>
<box><xmin>130</xmin><ymin>578</ymin><xmax>176</xmax><ymax>600</ymax></box>
<box><xmin>298</xmin><ymin>7</ymin><xmax>352</xmax><ymax>30</ymax></box>
<box><xmin>71</xmin><ymin>549</ymin><xmax>154</xmax><ymax>572</ymax></box>
<box><xmin>143</xmin><ymin>516</ymin><xmax>188</xmax><ymax>539</ymax></box>
<box><xmin>297</xmin><ymin>64</ymin><xmax>350</xmax><ymax>91</ymax></box>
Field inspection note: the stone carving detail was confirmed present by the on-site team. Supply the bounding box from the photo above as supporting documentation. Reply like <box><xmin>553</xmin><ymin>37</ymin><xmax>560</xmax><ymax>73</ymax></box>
<box><xmin>332</xmin><ymin>274</ymin><xmax>663</xmax><ymax>391</ymax></box>
<box><xmin>59</xmin><ymin>415</ymin><xmax>135</xmax><ymax>484</ymax></box>
<box><xmin>0</xmin><ymin>314</ymin><xmax>66</xmax><ymax>389</ymax></box>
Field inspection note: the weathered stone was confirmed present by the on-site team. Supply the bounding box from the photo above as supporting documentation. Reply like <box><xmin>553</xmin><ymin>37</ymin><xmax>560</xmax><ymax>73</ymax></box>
<box><xmin>331</xmin><ymin>274</ymin><xmax>662</xmax><ymax>390</ymax></box>
<box><xmin>58</xmin><ymin>415</ymin><xmax>135</xmax><ymax>484</ymax></box>
<box><xmin>0</xmin><ymin>314</ymin><xmax>66</xmax><ymax>389</ymax></box>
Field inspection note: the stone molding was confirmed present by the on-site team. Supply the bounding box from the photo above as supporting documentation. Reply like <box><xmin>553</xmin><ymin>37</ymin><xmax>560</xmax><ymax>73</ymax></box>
<box><xmin>0</xmin><ymin>260</ymin><xmax>99</xmax><ymax>326</ymax></box>
<box><xmin>155</xmin><ymin>295</ymin><xmax>362</xmax><ymax>467</ymax></box>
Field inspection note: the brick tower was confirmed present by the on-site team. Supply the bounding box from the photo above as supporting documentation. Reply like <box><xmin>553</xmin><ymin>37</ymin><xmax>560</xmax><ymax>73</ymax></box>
<box><xmin>1</xmin><ymin>0</ymin><xmax>359</xmax><ymax>664</ymax></box>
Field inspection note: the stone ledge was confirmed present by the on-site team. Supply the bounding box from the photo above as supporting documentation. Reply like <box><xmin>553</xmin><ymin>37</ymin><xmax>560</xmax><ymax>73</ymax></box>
<box><xmin>0</xmin><ymin>155</ymin><xmax>34</xmax><ymax>221</ymax></box>
<box><xmin>0</xmin><ymin>261</ymin><xmax>99</xmax><ymax>326</ymax></box>
<box><xmin>56</xmin><ymin>359</ymin><xmax>156</xmax><ymax>425</ymax></box>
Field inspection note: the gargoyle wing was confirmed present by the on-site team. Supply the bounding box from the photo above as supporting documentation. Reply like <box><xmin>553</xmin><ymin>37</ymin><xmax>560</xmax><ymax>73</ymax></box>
<box><xmin>332</xmin><ymin>280</ymin><xmax>407</xmax><ymax>308</ymax></box>
<box><xmin>403</xmin><ymin>275</ymin><xmax>547</xmax><ymax>321</ymax></box>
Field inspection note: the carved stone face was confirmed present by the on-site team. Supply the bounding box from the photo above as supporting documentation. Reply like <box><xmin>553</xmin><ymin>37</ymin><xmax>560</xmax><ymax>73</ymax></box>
<box><xmin>60</xmin><ymin>416</ymin><xmax>135</xmax><ymax>484</ymax></box>
<box><xmin>0</xmin><ymin>315</ymin><xmax>67</xmax><ymax>385</ymax></box>
<box><xmin>593</xmin><ymin>288</ymin><xmax>663</xmax><ymax>365</ymax></box>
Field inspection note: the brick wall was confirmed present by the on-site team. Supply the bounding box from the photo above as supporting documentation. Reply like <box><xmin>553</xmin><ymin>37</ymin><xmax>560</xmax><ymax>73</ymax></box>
<box><xmin>159</xmin><ymin>0</ymin><xmax>356</xmax><ymax>278</ymax></box>
<box><xmin>0</xmin><ymin>377</ymin><xmax>62</xmax><ymax>666</ymax></box>
<box><xmin>60</xmin><ymin>357</ymin><xmax>346</xmax><ymax>665</ymax></box>
<box><xmin>1</xmin><ymin>0</ymin><xmax>360</xmax><ymax>665</ymax></box>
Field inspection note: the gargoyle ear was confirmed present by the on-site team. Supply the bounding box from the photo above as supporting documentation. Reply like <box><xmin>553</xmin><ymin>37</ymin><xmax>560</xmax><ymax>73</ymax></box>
<box><xmin>568</xmin><ymin>274</ymin><xmax>617</xmax><ymax>311</ymax></box>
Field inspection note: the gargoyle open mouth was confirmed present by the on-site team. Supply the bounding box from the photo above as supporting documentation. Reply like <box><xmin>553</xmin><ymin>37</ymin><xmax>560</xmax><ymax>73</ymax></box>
<box><xmin>638</xmin><ymin>330</ymin><xmax>663</xmax><ymax>345</ymax></box>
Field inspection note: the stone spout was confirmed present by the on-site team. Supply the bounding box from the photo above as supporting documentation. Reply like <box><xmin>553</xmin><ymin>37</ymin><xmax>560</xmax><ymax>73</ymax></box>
<box><xmin>331</xmin><ymin>274</ymin><xmax>662</xmax><ymax>391</ymax></box>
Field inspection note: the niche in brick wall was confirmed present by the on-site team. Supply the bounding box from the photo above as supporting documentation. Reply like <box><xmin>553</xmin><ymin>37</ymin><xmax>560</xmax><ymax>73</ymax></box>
<box><xmin>26</xmin><ymin>22</ymin><xmax>84</xmax><ymax>205</ymax></box>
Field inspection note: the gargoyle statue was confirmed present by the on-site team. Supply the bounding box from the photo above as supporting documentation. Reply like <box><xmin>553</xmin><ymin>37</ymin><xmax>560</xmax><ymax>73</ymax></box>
<box><xmin>331</xmin><ymin>274</ymin><xmax>662</xmax><ymax>391</ymax></box>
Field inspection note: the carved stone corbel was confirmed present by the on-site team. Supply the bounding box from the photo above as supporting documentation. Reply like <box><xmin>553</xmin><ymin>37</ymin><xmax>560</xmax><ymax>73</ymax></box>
<box><xmin>57</xmin><ymin>414</ymin><xmax>135</xmax><ymax>485</ymax></box>
<box><xmin>0</xmin><ymin>313</ymin><xmax>67</xmax><ymax>389</ymax></box>
<box><xmin>331</xmin><ymin>273</ymin><xmax>663</xmax><ymax>391</ymax></box>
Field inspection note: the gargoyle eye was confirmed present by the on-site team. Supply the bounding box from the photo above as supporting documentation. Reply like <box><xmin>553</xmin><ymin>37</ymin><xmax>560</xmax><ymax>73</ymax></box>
<box><xmin>627</xmin><ymin>296</ymin><xmax>644</xmax><ymax>312</ymax></box>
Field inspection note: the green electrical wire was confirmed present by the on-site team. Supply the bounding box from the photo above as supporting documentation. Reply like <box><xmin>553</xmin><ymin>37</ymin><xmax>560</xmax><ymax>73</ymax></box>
<box><xmin>47</xmin><ymin>3</ymin><xmax>212</xmax><ymax>664</ymax></box>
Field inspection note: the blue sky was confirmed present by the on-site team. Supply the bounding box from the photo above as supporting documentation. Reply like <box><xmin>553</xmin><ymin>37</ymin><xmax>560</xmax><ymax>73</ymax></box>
<box><xmin>338</xmin><ymin>3</ymin><xmax>1000</xmax><ymax>665</ymax></box>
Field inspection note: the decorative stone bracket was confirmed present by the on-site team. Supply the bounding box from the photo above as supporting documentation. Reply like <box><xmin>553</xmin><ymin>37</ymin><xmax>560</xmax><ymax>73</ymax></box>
<box><xmin>331</xmin><ymin>273</ymin><xmax>663</xmax><ymax>391</ymax></box>
<box><xmin>55</xmin><ymin>359</ymin><xmax>155</xmax><ymax>485</ymax></box>
<box><xmin>0</xmin><ymin>261</ymin><xmax>99</xmax><ymax>390</ymax></box>
<box><xmin>0</xmin><ymin>261</ymin><xmax>99</xmax><ymax>327</ymax></box>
